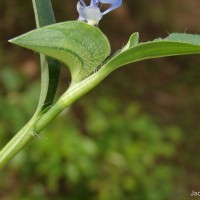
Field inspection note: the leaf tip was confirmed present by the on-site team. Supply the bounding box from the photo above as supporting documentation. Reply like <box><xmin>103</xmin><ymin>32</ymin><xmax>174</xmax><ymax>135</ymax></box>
<box><xmin>122</xmin><ymin>32</ymin><xmax>140</xmax><ymax>51</ymax></box>
<box><xmin>8</xmin><ymin>38</ymin><xmax>14</xmax><ymax>43</ymax></box>
<box><xmin>8</xmin><ymin>37</ymin><xmax>20</xmax><ymax>46</ymax></box>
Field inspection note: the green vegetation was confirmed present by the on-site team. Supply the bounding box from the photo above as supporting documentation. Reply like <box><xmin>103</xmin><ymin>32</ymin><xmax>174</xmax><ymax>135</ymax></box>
<box><xmin>0</xmin><ymin>0</ymin><xmax>200</xmax><ymax>199</ymax></box>
<box><xmin>0</xmin><ymin>68</ymin><xmax>183</xmax><ymax>199</ymax></box>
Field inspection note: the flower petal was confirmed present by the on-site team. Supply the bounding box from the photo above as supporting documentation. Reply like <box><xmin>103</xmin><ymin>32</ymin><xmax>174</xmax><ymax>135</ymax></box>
<box><xmin>90</xmin><ymin>0</ymin><xmax>99</xmax><ymax>6</ymax></box>
<box><xmin>77</xmin><ymin>2</ymin><xmax>85</xmax><ymax>20</ymax></box>
<box><xmin>100</xmin><ymin>0</ymin><xmax>119</xmax><ymax>3</ymax></box>
<box><xmin>77</xmin><ymin>0</ymin><xmax>123</xmax><ymax>25</ymax></box>
<box><xmin>77</xmin><ymin>2</ymin><xmax>103</xmax><ymax>25</ymax></box>
<box><xmin>79</xmin><ymin>0</ymin><xmax>87</xmax><ymax>7</ymax></box>
<box><xmin>84</xmin><ymin>7</ymin><xmax>103</xmax><ymax>25</ymax></box>
<box><xmin>100</xmin><ymin>0</ymin><xmax>122</xmax><ymax>14</ymax></box>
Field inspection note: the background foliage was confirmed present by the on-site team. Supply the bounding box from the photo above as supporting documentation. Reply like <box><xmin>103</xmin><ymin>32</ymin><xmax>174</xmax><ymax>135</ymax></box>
<box><xmin>0</xmin><ymin>0</ymin><xmax>200</xmax><ymax>199</ymax></box>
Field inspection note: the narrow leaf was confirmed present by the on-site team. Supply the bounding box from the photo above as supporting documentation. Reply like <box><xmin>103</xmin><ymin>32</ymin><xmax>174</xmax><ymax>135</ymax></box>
<box><xmin>105</xmin><ymin>33</ymin><xmax>200</xmax><ymax>70</ymax></box>
<box><xmin>122</xmin><ymin>32</ymin><xmax>139</xmax><ymax>51</ymax></box>
<box><xmin>166</xmin><ymin>33</ymin><xmax>200</xmax><ymax>45</ymax></box>
<box><xmin>33</xmin><ymin>0</ymin><xmax>60</xmax><ymax>109</ymax></box>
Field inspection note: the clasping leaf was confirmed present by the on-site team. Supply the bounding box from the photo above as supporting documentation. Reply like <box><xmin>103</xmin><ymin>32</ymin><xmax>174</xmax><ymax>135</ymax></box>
<box><xmin>105</xmin><ymin>33</ymin><xmax>200</xmax><ymax>71</ymax></box>
<box><xmin>9</xmin><ymin>21</ymin><xmax>111</xmax><ymax>83</ymax></box>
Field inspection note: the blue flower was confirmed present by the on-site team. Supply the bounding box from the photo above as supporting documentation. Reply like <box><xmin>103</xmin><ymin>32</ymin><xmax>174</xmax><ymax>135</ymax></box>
<box><xmin>77</xmin><ymin>0</ymin><xmax>122</xmax><ymax>25</ymax></box>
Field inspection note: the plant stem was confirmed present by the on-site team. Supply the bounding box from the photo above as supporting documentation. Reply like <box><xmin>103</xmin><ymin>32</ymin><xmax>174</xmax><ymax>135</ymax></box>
<box><xmin>0</xmin><ymin>0</ymin><xmax>57</xmax><ymax>168</ymax></box>
<box><xmin>0</xmin><ymin>117</ymin><xmax>36</xmax><ymax>168</ymax></box>
<box><xmin>0</xmin><ymin>0</ymin><xmax>112</xmax><ymax>168</ymax></box>
<box><xmin>34</xmin><ymin>65</ymin><xmax>113</xmax><ymax>132</ymax></box>
<box><xmin>0</xmin><ymin>64</ymin><xmax>113</xmax><ymax>168</ymax></box>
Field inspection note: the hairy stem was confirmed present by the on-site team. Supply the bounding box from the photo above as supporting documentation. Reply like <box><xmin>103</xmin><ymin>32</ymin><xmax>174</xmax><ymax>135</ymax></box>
<box><xmin>34</xmin><ymin>66</ymin><xmax>113</xmax><ymax>132</ymax></box>
<box><xmin>0</xmin><ymin>0</ymin><xmax>57</xmax><ymax>168</ymax></box>
<box><xmin>0</xmin><ymin>62</ymin><xmax>113</xmax><ymax>168</ymax></box>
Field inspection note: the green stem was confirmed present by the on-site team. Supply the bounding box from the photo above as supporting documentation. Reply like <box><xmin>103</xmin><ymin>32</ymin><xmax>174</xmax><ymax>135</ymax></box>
<box><xmin>0</xmin><ymin>118</ymin><xmax>36</xmax><ymax>168</ymax></box>
<box><xmin>0</xmin><ymin>0</ymin><xmax>57</xmax><ymax>168</ymax></box>
<box><xmin>35</xmin><ymin>66</ymin><xmax>113</xmax><ymax>132</ymax></box>
<box><xmin>0</xmin><ymin>63</ymin><xmax>113</xmax><ymax>168</ymax></box>
<box><xmin>0</xmin><ymin>0</ymin><xmax>112</xmax><ymax>169</ymax></box>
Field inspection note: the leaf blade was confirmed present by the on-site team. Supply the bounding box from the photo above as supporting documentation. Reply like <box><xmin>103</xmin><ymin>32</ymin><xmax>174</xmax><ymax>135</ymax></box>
<box><xmin>33</xmin><ymin>0</ymin><xmax>60</xmax><ymax>110</ymax></box>
<box><xmin>10</xmin><ymin>21</ymin><xmax>111</xmax><ymax>83</ymax></box>
<box><xmin>105</xmin><ymin>33</ymin><xmax>200</xmax><ymax>70</ymax></box>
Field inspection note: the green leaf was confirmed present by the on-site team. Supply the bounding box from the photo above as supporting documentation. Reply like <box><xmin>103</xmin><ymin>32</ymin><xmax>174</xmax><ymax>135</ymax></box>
<box><xmin>0</xmin><ymin>0</ymin><xmax>59</xmax><ymax>168</ymax></box>
<box><xmin>9</xmin><ymin>21</ymin><xmax>111</xmax><ymax>83</ymax></box>
<box><xmin>166</xmin><ymin>33</ymin><xmax>200</xmax><ymax>45</ymax></box>
<box><xmin>32</xmin><ymin>0</ymin><xmax>61</xmax><ymax>110</ymax></box>
<box><xmin>122</xmin><ymin>32</ymin><xmax>139</xmax><ymax>51</ymax></box>
<box><xmin>43</xmin><ymin>57</ymin><xmax>60</xmax><ymax>109</ymax></box>
<box><xmin>105</xmin><ymin>33</ymin><xmax>200</xmax><ymax>70</ymax></box>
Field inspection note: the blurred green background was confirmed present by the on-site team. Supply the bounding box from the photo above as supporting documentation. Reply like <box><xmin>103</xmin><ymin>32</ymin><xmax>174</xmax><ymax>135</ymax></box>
<box><xmin>0</xmin><ymin>0</ymin><xmax>200</xmax><ymax>199</ymax></box>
